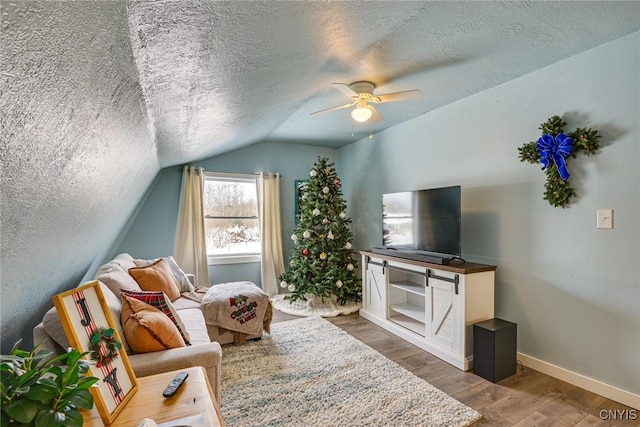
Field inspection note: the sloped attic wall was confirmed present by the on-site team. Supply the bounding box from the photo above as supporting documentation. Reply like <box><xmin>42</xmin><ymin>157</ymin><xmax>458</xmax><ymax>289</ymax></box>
<box><xmin>0</xmin><ymin>2</ymin><xmax>158</xmax><ymax>352</ymax></box>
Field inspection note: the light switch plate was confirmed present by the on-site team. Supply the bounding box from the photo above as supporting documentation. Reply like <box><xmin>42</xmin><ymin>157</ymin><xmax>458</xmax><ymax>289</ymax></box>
<box><xmin>597</xmin><ymin>209</ymin><xmax>613</xmax><ymax>229</ymax></box>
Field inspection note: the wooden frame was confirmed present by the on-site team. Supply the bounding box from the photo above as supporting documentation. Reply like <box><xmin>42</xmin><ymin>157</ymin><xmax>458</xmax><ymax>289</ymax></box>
<box><xmin>53</xmin><ymin>281</ymin><xmax>138</xmax><ymax>425</ymax></box>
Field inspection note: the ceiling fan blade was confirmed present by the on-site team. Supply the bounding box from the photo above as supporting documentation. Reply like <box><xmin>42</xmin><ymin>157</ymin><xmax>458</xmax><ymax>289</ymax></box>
<box><xmin>373</xmin><ymin>89</ymin><xmax>422</xmax><ymax>103</ymax></box>
<box><xmin>331</xmin><ymin>83</ymin><xmax>359</xmax><ymax>99</ymax></box>
<box><xmin>369</xmin><ymin>105</ymin><xmax>383</xmax><ymax>122</ymax></box>
<box><xmin>310</xmin><ymin>102</ymin><xmax>355</xmax><ymax>115</ymax></box>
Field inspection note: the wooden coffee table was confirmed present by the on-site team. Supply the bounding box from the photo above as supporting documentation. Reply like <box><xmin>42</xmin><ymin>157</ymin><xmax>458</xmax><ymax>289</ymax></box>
<box><xmin>83</xmin><ymin>366</ymin><xmax>225</xmax><ymax>426</ymax></box>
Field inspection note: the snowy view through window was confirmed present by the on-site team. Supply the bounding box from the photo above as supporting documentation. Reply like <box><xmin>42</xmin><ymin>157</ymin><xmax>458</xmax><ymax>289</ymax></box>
<box><xmin>203</xmin><ymin>176</ymin><xmax>260</xmax><ymax>257</ymax></box>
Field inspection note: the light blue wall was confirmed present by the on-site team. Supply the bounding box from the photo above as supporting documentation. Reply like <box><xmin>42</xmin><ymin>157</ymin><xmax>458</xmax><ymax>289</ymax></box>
<box><xmin>115</xmin><ymin>141</ymin><xmax>337</xmax><ymax>287</ymax></box>
<box><xmin>337</xmin><ymin>33</ymin><xmax>639</xmax><ymax>394</ymax></box>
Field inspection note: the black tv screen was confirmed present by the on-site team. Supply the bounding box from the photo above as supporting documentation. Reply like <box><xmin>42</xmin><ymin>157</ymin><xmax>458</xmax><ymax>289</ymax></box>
<box><xmin>382</xmin><ymin>185</ymin><xmax>461</xmax><ymax>258</ymax></box>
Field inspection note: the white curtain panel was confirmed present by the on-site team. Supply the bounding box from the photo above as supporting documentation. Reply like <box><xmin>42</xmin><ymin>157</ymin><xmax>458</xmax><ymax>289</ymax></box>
<box><xmin>174</xmin><ymin>166</ymin><xmax>212</xmax><ymax>287</ymax></box>
<box><xmin>258</xmin><ymin>172</ymin><xmax>285</xmax><ymax>296</ymax></box>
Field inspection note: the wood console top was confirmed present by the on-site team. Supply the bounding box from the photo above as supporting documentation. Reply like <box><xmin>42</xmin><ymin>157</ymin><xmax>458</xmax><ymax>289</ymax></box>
<box><xmin>360</xmin><ymin>250</ymin><xmax>497</xmax><ymax>274</ymax></box>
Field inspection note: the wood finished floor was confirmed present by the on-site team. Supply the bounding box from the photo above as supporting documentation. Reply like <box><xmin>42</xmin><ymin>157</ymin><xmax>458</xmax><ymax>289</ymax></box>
<box><xmin>271</xmin><ymin>310</ymin><xmax>637</xmax><ymax>426</ymax></box>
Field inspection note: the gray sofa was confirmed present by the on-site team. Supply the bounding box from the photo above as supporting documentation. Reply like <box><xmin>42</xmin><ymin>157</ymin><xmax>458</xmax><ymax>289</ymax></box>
<box><xmin>33</xmin><ymin>253</ymin><xmax>223</xmax><ymax>402</ymax></box>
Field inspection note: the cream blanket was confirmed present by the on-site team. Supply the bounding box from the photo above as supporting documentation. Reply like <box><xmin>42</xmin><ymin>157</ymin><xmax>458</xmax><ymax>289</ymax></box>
<box><xmin>198</xmin><ymin>281</ymin><xmax>271</xmax><ymax>338</ymax></box>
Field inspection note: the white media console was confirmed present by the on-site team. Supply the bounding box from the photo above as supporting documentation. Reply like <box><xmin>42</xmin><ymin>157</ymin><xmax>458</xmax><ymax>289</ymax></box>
<box><xmin>359</xmin><ymin>251</ymin><xmax>496</xmax><ymax>370</ymax></box>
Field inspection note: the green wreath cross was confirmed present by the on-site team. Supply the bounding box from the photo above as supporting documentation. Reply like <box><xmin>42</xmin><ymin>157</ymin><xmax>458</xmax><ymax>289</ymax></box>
<box><xmin>518</xmin><ymin>115</ymin><xmax>601</xmax><ymax>208</ymax></box>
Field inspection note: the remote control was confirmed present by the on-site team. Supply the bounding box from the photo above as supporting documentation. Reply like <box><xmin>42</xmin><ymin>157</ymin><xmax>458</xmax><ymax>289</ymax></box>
<box><xmin>162</xmin><ymin>371</ymin><xmax>188</xmax><ymax>398</ymax></box>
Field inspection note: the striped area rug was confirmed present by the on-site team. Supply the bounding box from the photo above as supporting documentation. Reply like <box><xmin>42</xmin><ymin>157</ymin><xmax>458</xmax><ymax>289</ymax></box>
<box><xmin>220</xmin><ymin>316</ymin><xmax>481</xmax><ymax>426</ymax></box>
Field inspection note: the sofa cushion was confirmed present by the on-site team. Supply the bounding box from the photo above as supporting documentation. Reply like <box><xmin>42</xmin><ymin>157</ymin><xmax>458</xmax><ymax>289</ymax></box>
<box><xmin>121</xmin><ymin>295</ymin><xmax>186</xmax><ymax>353</ymax></box>
<box><xmin>120</xmin><ymin>289</ymin><xmax>190</xmax><ymax>345</ymax></box>
<box><xmin>42</xmin><ymin>281</ymin><xmax>131</xmax><ymax>354</ymax></box>
<box><xmin>95</xmin><ymin>266</ymin><xmax>142</xmax><ymax>297</ymax></box>
<box><xmin>111</xmin><ymin>253</ymin><xmax>136</xmax><ymax>271</ymax></box>
<box><xmin>128</xmin><ymin>259</ymin><xmax>180</xmax><ymax>301</ymax></box>
<box><xmin>176</xmin><ymin>308</ymin><xmax>211</xmax><ymax>345</ymax></box>
<box><xmin>170</xmin><ymin>296</ymin><xmax>202</xmax><ymax>311</ymax></box>
<box><xmin>134</xmin><ymin>256</ymin><xmax>195</xmax><ymax>293</ymax></box>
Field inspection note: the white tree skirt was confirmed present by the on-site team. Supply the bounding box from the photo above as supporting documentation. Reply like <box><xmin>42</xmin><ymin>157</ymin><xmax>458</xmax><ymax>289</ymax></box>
<box><xmin>271</xmin><ymin>293</ymin><xmax>361</xmax><ymax>317</ymax></box>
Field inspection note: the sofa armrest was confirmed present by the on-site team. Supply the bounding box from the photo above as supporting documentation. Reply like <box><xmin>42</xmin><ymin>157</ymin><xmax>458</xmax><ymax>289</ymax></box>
<box><xmin>128</xmin><ymin>342</ymin><xmax>222</xmax><ymax>403</ymax></box>
<box><xmin>33</xmin><ymin>322</ymin><xmax>65</xmax><ymax>356</ymax></box>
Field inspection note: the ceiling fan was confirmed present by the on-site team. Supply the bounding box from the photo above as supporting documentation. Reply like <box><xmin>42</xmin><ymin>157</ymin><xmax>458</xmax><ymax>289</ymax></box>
<box><xmin>311</xmin><ymin>81</ymin><xmax>422</xmax><ymax>123</ymax></box>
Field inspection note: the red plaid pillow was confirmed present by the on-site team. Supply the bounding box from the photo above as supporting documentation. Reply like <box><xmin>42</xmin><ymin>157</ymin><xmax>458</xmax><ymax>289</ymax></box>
<box><xmin>120</xmin><ymin>289</ymin><xmax>190</xmax><ymax>345</ymax></box>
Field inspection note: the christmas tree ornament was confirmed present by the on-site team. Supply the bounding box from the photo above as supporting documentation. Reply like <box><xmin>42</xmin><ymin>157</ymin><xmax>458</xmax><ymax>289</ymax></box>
<box><xmin>323</xmin><ymin>218</ymin><xmax>329</xmax><ymax>224</ymax></box>
<box><xmin>340</xmin><ymin>212</ymin><xmax>346</xmax><ymax>219</ymax></box>
<box><xmin>309</xmin><ymin>169</ymin><xmax>317</xmax><ymax>177</ymax></box>
<box><xmin>335</xmin><ymin>178</ymin><xmax>340</xmax><ymax>186</ymax></box>
<box><xmin>288</xmin><ymin>284</ymin><xmax>295</xmax><ymax>292</ymax></box>
<box><xmin>347</xmin><ymin>263</ymin><xmax>354</xmax><ymax>271</ymax></box>
<box><xmin>280</xmin><ymin>280</ymin><xmax>288</xmax><ymax>288</ymax></box>
<box><xmin>313</xmin><ymin>208</ymin><xmax>321</xmax><ymax>216</ymax></box>
<box><xmin>291</xmin><ymin>234</ymin><xmax>298</xmax><ymax>241</ymax></box>
<box><xmin>336</xmin><ymin>280</ymin><xmax>343</xmax><ymax>288</ymax></box>
<box><xmin>345</xmin><ymin>242</ymin><xmax>352</xmax><ymax>250</ymax></box>
<box><xmin>323</xmin><ymin>186</ymin><xmax>330</xmax><ymax>194</ymax></box>
<box><xmin>303</xmin><ymin>248</ymin><xmax>310</xmax><ymax>256</ymax></box>
<box><xmin>320</xmin><ymin>252</ymin><xmax>327</xmax><ymax>260</ymax></box>
<box><xmin>327</xmin><ymin>231</ymin><xmax>334</xmax><ymax>240</ymax></box>
<box><xmin>303</xmin><ymin>230</ymin><xmax>311</xmax><ymax>238</ymax></box>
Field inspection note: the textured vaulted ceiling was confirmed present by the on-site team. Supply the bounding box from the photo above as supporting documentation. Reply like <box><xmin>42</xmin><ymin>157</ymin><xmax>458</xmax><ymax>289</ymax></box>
<box><xmin>128</xmin><ymin>1</ymin><xmax>640</xmax><ymax>167</ymax></box>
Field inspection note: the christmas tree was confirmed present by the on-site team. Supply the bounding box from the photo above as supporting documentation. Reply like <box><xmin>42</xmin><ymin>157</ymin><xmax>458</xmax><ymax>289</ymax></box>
<box><xmin>279</xmin><ymin>157</ymin><xmax>360</xmax><ymax>305</ymax></box>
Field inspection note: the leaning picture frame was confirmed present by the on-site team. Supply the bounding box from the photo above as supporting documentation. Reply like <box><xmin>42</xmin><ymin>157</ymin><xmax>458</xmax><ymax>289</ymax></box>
<box><xmin>53</xmin><ymin>281</ymin><xmax>138</xmax><ymax>425</ymax></box>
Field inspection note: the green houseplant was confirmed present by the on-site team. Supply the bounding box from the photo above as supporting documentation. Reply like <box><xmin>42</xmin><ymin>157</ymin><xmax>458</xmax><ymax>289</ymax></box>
<box><xmin>1</xmin><ymin>340</ymin><xmax>99</xmax><ymax>427</ymax></box>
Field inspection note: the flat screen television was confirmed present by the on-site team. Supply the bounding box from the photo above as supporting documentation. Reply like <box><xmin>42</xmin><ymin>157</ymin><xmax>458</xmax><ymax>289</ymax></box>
<box><xmin>381</xmin><ymin>185</ymin><xmax>461</xmax><ymax>262</ymax></box>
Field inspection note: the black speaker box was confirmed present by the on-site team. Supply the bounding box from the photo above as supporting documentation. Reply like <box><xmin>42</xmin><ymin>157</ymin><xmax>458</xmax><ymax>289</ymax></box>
<box><xmin>473</xmin><ymin>318</ymin><xmax>517</xmax><ymax>383</ymax></box>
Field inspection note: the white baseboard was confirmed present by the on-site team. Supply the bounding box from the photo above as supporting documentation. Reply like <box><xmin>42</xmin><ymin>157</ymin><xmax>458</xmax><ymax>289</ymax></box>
<box><xmin>517</xmin><ymin>352</ymin><xmax>639</xmax><ymax>410</ymax></box>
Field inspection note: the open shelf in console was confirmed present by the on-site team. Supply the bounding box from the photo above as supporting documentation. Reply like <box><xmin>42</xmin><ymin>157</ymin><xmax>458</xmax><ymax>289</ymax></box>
<box><xmin>387</xmin><ymin>266</ymin><xmax>427</xmax><ymax>337</ymax></box>
<box><xmin>388</xmin><ymin>313</ymin><xmax>425</xmax><ymax>335</ymax></box>
<box><xmin>390</xmin><ymin>280</ymin><xmax>425</xmax><ymax>296</ymax></box>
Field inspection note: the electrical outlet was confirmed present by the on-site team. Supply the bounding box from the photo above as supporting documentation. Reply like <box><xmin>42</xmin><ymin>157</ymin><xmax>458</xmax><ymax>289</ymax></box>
<box><xmin>597</xmin><ymin>209</ymin><xmax>613</xmax><ymax>229</ymax></box>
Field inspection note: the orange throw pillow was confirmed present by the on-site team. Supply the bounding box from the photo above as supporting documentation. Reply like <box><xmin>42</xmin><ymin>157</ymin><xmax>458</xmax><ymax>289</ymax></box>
<box><xmin>121</xmin><ymin>295</ymin><xmax>186</xmax><ymax>353</ymax></box>
<box><xmin>128</xmin><ymin>259</ymin><xmax>180</xmax><ymax>301</ymax></box>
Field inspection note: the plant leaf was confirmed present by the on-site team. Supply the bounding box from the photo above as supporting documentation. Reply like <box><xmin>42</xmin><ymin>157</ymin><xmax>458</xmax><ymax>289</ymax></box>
<box><xmin>24</xmin><ymin>382</ymin><xmax>57</xmax><ymax>401</ymax></box>
<box><xmin>75</xmin><ymin>376</ymin><xmax>99</xmax><ymax>390</ymax></box>
<box><xmin>35</xmin><ymin>408</ymin><xmax>65</xmax><ymax>427</ymax></box>
<box><xmin>61</xmin><ymin>362</ymin><xmax>79</xmax><ymax>387</ymax></box>
<box><xmin>61</xmin><ymin>409</ymin><xmax>83</xmax><ymax>427</ymax></box>
<box><xmin>4</xmin><ymin>398</ymin><xmax>39</xmax><ymax>423</ymax></box>
<box><xmin>68</xmin><ymin>389</ymin><xmax>94</xmax><ymax>409</ymax></box>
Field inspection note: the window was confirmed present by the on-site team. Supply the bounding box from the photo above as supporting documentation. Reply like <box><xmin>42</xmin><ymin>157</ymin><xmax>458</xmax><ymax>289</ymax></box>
<box><xmin>203</xmin><ymin>172</ymin><xmax>260</xmax><ymax>265</ymax></box>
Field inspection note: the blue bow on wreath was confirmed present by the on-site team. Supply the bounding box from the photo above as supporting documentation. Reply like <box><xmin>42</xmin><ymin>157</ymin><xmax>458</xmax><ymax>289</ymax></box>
<box><xmin>535</xmin><ymin>133</ymin><xmax>573</xmax><ymax>181</ymax></box>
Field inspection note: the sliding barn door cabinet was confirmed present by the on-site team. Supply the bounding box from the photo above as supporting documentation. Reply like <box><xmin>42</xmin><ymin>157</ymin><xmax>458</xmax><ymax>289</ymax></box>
<box><xmin>360</xmin><ymin>251</ymin><xmax>496</xmax><ymax>370</ymax></box>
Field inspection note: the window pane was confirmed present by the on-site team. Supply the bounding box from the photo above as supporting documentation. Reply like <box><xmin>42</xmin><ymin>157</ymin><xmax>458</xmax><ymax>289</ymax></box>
<box><xmin>205</xmin><ymin>218</ymin><xmax>261</xmax><ymax>256</ymax></box>
<box><xmin>203</xmin><ymin>180</ymin><xmax>258</xmax><ymax>217</ymax></box>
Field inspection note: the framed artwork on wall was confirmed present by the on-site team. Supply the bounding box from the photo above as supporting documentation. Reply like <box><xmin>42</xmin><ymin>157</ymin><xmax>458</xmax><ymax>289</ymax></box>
<box><xmin>53</xmin><ymin>281</ymin><xmax>138</xmax><ymax>425</ymax></box>
<box><xmin>294</xmin><ymin>179</ymin><xmax>308</xmax><ymax>222</ymax></box>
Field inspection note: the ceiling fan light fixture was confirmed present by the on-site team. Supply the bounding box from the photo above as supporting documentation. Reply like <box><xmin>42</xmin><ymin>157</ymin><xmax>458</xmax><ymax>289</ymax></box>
<box><xmin>351</xmin><ymin>105</ymin><xmax>372</xmax><ymax>122</ymax></box>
